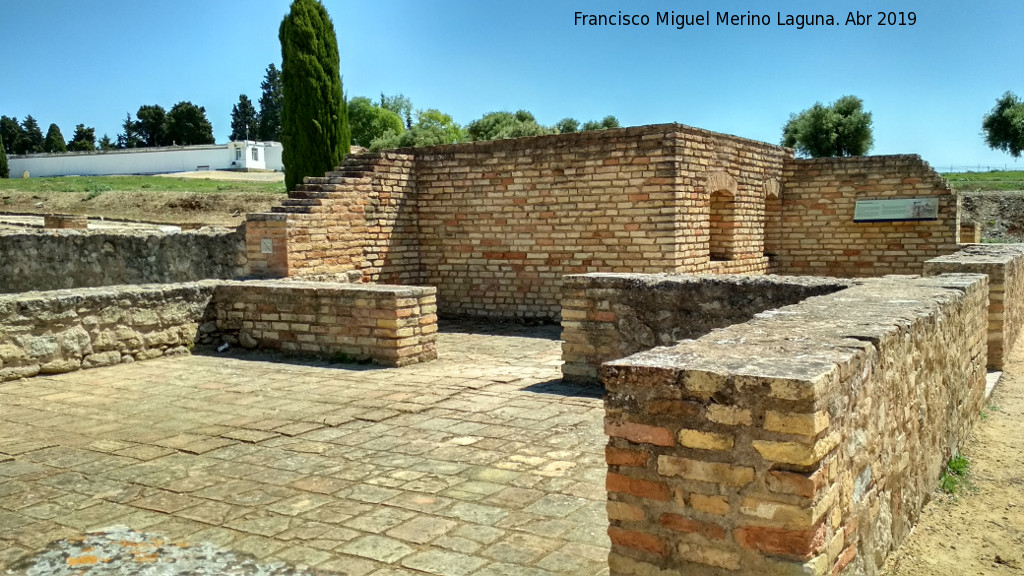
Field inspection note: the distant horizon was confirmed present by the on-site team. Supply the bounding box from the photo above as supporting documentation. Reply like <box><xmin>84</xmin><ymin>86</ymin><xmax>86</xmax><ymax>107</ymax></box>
<box><xmin>2</xmin><ymin>0</ymin><xmax>1021</xmax><ymax>169</ymax></box>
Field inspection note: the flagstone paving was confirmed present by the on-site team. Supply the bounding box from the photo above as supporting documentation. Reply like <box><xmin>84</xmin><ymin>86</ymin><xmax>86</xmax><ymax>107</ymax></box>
<box><xmin>0</xmin><ymin>323</ymin><xmax>609</xmax><ymax>575</ymax></box>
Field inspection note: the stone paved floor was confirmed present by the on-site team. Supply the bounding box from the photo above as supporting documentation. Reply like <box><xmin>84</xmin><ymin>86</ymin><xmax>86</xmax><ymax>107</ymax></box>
<box><xmin>0</xmin><ymin>323</ymin><xmax>609</xmax><ymax>575</ymax></box>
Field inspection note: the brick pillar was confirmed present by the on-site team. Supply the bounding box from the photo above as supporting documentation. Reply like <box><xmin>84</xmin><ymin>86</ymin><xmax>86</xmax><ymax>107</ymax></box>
<box><xmin>244</xmin><ymin>214</ymin><xmax>289</xmax><ymax>278</ymax></box>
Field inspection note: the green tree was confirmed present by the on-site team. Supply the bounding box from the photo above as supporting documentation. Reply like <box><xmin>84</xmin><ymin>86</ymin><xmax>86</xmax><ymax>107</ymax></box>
<box><xmin>98</xmin><ymin>134</ymin><xmax>116</xmax><ymax>151</ymax></box>
<box><xmin>136</xmin><ymin>105</ymin><xmax>168</xmax><ymax>147</ymax></box>
<box><xmin>43</xmin><ymin>123</ymin><xmax>67</xmax><ymax>153</ymax></box>
<box><xmin>279</xmin><ymin>0</ymin><xmax>349</xmax><ymax>191</ymax></box>
<box><xmin>165</xmin><ymin>101</ymin><xmax>215</xmax><ymax>146</ymax></box>
<box><xmin>555</xmin><ymin>118</ymin><xmax>579</xmax><ymax>134</ymax></box>
<box><xmin>67</xmin><ymin>124</ymin><xmax>96</xmax><ymax>151</ymax></box>
<box><xmin>0</xmin><ymin>136</ymin><xmax>8</xmax><ymax>178</ymax></box>
<box><xmin>466</xmin><ymin>110</ymin><xmax>550</xmax><ymax>141</ymax></box>
<box><xmin>257</xmin><ymin>63</ymin><xmax>284</xmax><ymax>141</ymax></box>
<box><xmin>349</xmin><ymin>96</ymin><xmax>404</xmax><ymax>147</ymax></box>
<box><xmin>369</xmin><ymin>108</ymin><xmax>465</xmax><ymax>151</ymax></box>
<box><xmin>1</xmin><ymin>116</ymin><xmax>22</xmax><ymax>155</ymax></box>
<box><xmin>781</xmin><ymin>95</ymin><xmax>874</xmax><ymax>157</ymax></box>
<box><xmin>982</xmin><ymin>91</ymin><xmax>1024</xmax><ymax>158</ymax></box>
<box><xmin>381</xmin><ymin>93</ymin><xmax>413</xmax><ymax>129</ymax></box>
<box><xmin>230</xmin><ymin>94</ymin><xmax>259</xmax><ymax>141</ymax></box>
<box><xmin>117</xmin><ymin>113</ymin><xmax>143</xmax><ymax>149</ymax></box>
<box><xmin>20</xmin><ymin>115</ymin><xmax>44</xmax><ymax>153</ymax></box>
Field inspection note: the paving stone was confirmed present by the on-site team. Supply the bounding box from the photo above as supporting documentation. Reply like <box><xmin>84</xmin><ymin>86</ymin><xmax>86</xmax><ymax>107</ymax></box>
<box><xmin>386</xmin><ymin>515</ymin><xmax>458</xmax><ymax>544</ymax></box>
<box><xmin>401</xmin><ymin>549</ymin><xmax>488</xmax><ymax>575</ymax></box>
<box><xmin>341</xmin><ymin>534</ymin><xmax>415</xmax><ymax>563</ymax></box>
<box><xmin>0</xmin><ymin>325</ymin><xmax>609</xmax><ymax>575</ymax></box>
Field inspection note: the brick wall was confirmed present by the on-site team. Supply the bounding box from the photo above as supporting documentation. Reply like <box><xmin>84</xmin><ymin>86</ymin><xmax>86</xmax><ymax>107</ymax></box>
<box><xmin>248</xmin><ymin>128</ymin><xmax>963</xmax><ymax>320</ymax></box>
<box><xmin>924</xmin><ymin>243</ymin><xmax>1024</xmax><ymax>369</ymax></box>
<box><xmin>774</xmin><ymin>155</ymin><xmax>960</xmax><ymax>277</ymax></box>
<box><xmin>601</xmin><ymin>274</ymin><xmax>987</xmax><ymax>576</ymax></box>
<box><xmin>560</xmin><ymin>273</ymin><xmax>850</xmax><ymax>382</ymax></box>
<box><xmin>210</xmin><ymin>281</ymin><xmax>437</xmax><ymax>367</ymax></box>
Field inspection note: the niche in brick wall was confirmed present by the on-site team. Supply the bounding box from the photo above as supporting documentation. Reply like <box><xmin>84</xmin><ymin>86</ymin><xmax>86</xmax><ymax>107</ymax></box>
<box><xmin>707</xmin><ymin>171</ymin><xmax>739</xmax><ymax>261</ymax></box>
<box><xmin>763</xmin><ymin>178</ymin><xmax>782</xmax><ymax>257</ymax></box>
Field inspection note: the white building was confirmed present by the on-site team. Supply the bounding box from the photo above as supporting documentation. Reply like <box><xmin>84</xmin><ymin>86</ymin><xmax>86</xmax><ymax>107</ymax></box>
<box><xmin>8</xmin><ymin>141</ymin><xmax>283</xmax><ymax>178</ymax></box>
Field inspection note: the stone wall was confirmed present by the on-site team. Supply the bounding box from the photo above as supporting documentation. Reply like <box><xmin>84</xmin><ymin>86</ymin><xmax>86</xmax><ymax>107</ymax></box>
<box><xmin>0</xmin><ymin>228</ymin><xmax>246</xmax><ymax>294</ymax></box>
<box><xmin>0</xmin><ymin>280</ymin><xmax>439</xmax><ymax>381</ymax></box>
<box><xmin>773</xmin><ymin>155</ymin><xmax>960</xmax><ymax>277</ymax></box>
<box><xmin>601</xmin><ymin>274</ymin><xmax>988</xmax><ymax>576</ymax></box>
<box><xmin>210</xmin><ymin>281</ymin><xmax>437</xmax><ymax>367</ymax></box>
<box><xmin>0</xmin><ymin>282</ymin><xmax>217</xmax><ymax>381</ymax></box>
<box><xmin>560</xmin><ymin>273</ymin><xmax>851</xmax><ymax>382</ymax></box>
<box><xmin>924</xmin><ymin>243</ymin><xmax>1024</xmax><ymax>370</ymax></box>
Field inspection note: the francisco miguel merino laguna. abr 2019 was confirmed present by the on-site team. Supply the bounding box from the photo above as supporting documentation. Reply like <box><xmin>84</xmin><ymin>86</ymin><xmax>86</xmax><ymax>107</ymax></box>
<box><xmin>573</xmin><ymin>11</ymin><xmax>842</xmax><ymax>30</ymax></box>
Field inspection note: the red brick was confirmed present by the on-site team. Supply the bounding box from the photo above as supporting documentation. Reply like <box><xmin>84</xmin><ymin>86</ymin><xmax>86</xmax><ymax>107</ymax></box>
<box><xmin>605</xmin><ymin>420</ymin><xmax>674</xmax><ymax>447</ymax></box>
<box><xmin>659</xmin><ymin>513</ymin><xmax>727</xmax><ymax>540</ymax></box>
<box><xmin>605</xmin><ymin>446</ymin><xmax>651</xmax><ymax>467</ymax></box>
<box><xmin>833</xmin><ymin>543</ymin><xmax>857</xmax><ymax>575</ymax></box>
<box><xmin>733</xmin><ymin>522</ymin><xmax>827</xmax><ymax>560</ymax></box>
<box><xmin>607</xmin><ymin>526</ymin><xmax>669</xmax><ymax>557</ymax></box>
<box><xmin>606</xmin><ymin>472</ymin><xmax>670</xmax><ymax>501</ymax></box>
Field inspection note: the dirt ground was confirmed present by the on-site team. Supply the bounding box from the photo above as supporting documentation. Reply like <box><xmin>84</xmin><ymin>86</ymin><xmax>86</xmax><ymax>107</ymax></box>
<box><xmin>882</xmin><ymin>344</ymin><xmax>1024</xmax><ymax>575</ymax></box>
<box><xmin>0</xmin><ymin>172</ymin><xmax>285</xmax><ymax>227</ymax></box>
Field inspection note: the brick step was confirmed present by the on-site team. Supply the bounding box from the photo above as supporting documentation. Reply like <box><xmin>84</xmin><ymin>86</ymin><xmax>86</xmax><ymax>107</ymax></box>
<box><xmin>281</xmin><ymin>198</ymin><xmax>322</xmax><ymax>207</ymax></box>
<box><xmin>288</xmin><ymin>190</ymin><xmax>353</xmax><ymax>200</ymax></box>
<box><xmin>271</xmin><ymin>205</ymin><xmax>324</xmax><ymax>214</ymax></box>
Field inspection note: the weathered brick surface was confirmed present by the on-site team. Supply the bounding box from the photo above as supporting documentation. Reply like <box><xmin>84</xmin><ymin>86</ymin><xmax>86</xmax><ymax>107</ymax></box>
<box><xmin>0</xmin><ymin>228</ymin><xmax>246</xmax><ymax>294</ymax></box>
<box><xmin>924</xmin><ymin>243</ymin><xmax>1024</xmax><ymax>369</ymax></box>
<box><xmin>210</xmin><ymin>280</ymin><xmax>437</xmax><ymax>367</ymax></box>
<box><xmin>774</xmin><ymin>155</ymin><xmax>960</xmax><ymax>277</ymax></box>
<box><xmin>43</xmin><ymin>214</ymin><xmax>88</xmax><ymax>229</ymax></box>
<box><xmin>560</xmin><ymin>273</ymin><xmax>850</xmax><ymax>382</ymax></box>
<box><xmin>601</xmin><ymin>274</ymin><xmax>988</xmax><ymax>576</ymax></box>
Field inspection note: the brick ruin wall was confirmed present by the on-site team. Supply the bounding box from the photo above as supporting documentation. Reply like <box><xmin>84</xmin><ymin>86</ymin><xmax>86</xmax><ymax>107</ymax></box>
<box><xmin>0</xmin><ymin>280</ymin><xmax>438</xmax><ymax>381</ymax></box>
<box><xmin>0</xmin><ymin>228</ymin><xmax>247</xmax><ymax>294</ymax></box>
<box><xmin>560</xmin><ymin>273</ymin><xmax>851</xmax><ymax>382</ymax></box>
<box><xmin>210</xmin><ymin>281</ymin><xmax>437</xmax><ymax>367</ymax></box>
<box><xmin>600</xmin><ymin>274</ymin><xmax>988</xmax><ymax>576</ymax></box>
<box><xmin>245</xmin><ymin>124</ymin><xmax>961</xmax><ymax>320</ymax></box>
<box><xmin>924</xmin><ymin>243</ymin><xmax>1024</xmax><ymax>370</ymax></box>
<box><xmin>773</xmin><ymin>156</ymin><xmax>960</xmax><ymax>277</ymax></box>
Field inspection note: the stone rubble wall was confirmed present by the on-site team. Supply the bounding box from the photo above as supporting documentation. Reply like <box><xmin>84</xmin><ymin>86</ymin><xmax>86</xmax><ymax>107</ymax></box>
<box><xmin>601</xmin><ymin>274</ymin><xmax>988</xmax><ymax>576</ymax></box>
<box><xmin>773</xmin><ymin>155</ymin><xmax>960</xmax><ymax>277</ymax></box>
<box><xmin>924</xmin><ymin>243</ymin><xmax>1024</xmax><ymax>369</ymax></box>
<box><xmin>0</xmin><ymin>280</ymin><xmax>439</xmax><ymax>381</ymax></box>
<box><xmin>209</xmin><ymin>281</ymin><xmax>437</xmax><ymax>367</ymax></box>
<box><xmin>560</xmin><ymin>273</ymin><xmax>851</xmax><ymax>382</ymax></box>
<box><xmin>0</xmin><ymin>282</ymin><xmax>218</xmax><ymax>381</ymax></box>
<box><xmin>0</xmin><ymin>228</ymin><xmax>247</xmax><ymax>294</ymax></box>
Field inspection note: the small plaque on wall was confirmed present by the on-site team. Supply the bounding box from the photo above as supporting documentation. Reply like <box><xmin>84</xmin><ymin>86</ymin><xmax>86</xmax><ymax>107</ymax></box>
<box><xmin>853</xmin><ymin>198</ymin><xmax>939</xmax><ymax>222</ymax></box>
<box><xmin>261</xmin><ymin>238</ymin><xmax>274</xmax><ymax>254</ymax></box>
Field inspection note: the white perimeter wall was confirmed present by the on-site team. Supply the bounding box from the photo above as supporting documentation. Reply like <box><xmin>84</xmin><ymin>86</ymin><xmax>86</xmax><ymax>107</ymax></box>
<box><xmin>9</xmin><ymin>143</ymin><xmax>284</xmax><ymax>178</ymax></box>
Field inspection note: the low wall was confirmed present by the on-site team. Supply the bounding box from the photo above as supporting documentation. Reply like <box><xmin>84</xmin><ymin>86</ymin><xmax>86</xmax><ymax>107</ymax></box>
<box><xmin>0</xmin><ymin>282</ymin><xmax>217</xmax><ymax>381</ymax></box>
<box><xmin>210</xmin><ymin>281</ymin><xmax>437</xmax><ymax>367</ymax></box>
<box><xmin>924</xmin><ymin>243</ymin><xmax>1024</xmax><ymax>370</ymax></box>
<box><xmin>601</xmin><ymin>274</ymin><xmax>988</xmax><ymax>576</ymax></box>
<box><xmin>560</xmin><ymin>273</ymin><xmax>851</xmax><ymax>383</ymax></box>
<box><xmin>0</xmin><ymin>228</ymin><xmax>247</xmax><ymax>293</ymax></box>
<box><xmin>0</xmin><ymin>280</ymin><xmax>438</xmax><ymax>381</ymax></box>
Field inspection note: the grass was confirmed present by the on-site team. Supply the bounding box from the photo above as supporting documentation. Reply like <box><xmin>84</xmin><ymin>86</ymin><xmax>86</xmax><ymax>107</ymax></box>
<box><xmin>0</xmin><ymin>174</ymin><xmax>285</xmax><ymax>194</ymax></box>
<box><xmin>942</xmin><ymin>170</ymin><xmax>1024</xmax><ymax>192</ymax></box>
<box><xmin>939</xmin><ymin>454</ymin><xmax>972</xmax><ymax>495</ymax></box>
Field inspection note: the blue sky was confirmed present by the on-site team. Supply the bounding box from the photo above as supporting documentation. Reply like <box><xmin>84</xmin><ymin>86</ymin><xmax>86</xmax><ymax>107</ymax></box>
<box><xmin>2</xmin><ymin>0</ymin><xmax>1021</xmax><ymax>169</ymax></box>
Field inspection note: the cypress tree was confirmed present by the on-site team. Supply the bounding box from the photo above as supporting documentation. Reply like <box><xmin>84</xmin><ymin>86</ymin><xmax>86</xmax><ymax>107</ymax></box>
<box><xmin>0</xmin><ymin>136</ymin><xmax>8</xmax><ymax>178</ymax></box>
<box><xmin>43</xmin><ymin>123</ymin><xmax>67</xmax><ymax>153</ymax></box>
<box><xmin>279</xmin><ymin>0</ymin><xmax>349</xmax><ymax>191</ymax></box>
